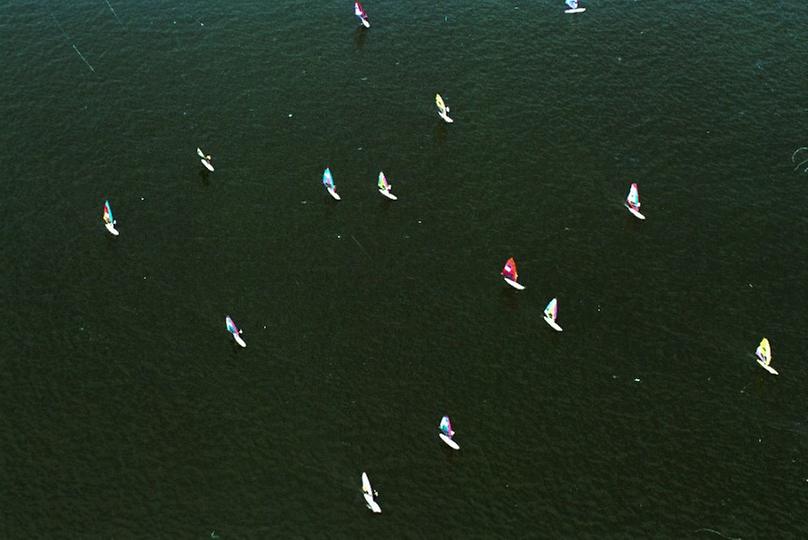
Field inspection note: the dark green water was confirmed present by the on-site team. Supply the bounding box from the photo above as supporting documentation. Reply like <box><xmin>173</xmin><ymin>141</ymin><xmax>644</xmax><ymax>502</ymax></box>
<box><xmin>2</xmin><ymin>0</ymin><xmax>807</xmax><ymax>537</ymax></box>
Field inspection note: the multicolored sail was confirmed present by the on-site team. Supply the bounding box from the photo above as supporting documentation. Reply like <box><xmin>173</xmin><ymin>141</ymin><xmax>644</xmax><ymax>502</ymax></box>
<box><xmin>378</xmin><ymin>171</ymin><xmax>390</xmax><ymax>191</ymax></box>
<box><xmin>225</xmin><ymin>316</ymin><xmax>240</xmax><ymax>335</ymax></box>
<box><xmin>756</xmin><ymin>338</ymin><xmax>771</xmax><ymax>365</ymax></box>
<box><xmin>626</xmin><ymin>183</ymin><xmax>641</xmax><ymax>208</ymax></box>
<box><xmin>543</xmin><ymin>297</ymin><xmax>563</xmax><ymax>331</ymax></box>
<box><xmin>501</xmin><ymin>257</ymin><xmax>518</xmax><ymax>281</ymax></box>
<box><xmin>322</xmin><ymin>168</ymin><xmax>334</xmax><ymax>189</ymax></box>
<box><xmin>435</xmin><ymin>94</ymin><xmax>447</xmax><ymax>115</ymax></box>
<box><xmin>225</xmin><ymin>316</ymin><xmax>246</xmax><ymax>347</ymax></box>
<box><xmin>103</xmin><ymin>200</ymin><xmax>114</xmax><ymax>224</ymax></box>
<box><xmin>544</xmin><ymin>298</ymin><xmax>558</xmax><ymax>322</ymax></box>
<box><xmin>439</xmin><ymin>416</ymin><xmax>454</xmax><ymax>438</ymax></box>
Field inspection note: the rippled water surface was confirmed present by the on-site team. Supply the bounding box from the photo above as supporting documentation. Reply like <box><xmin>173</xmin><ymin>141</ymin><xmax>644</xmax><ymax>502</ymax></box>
<box><xmin>2</xmin><ymin>1</ymin><xmax>807</xmax><ymax>537</ymax></box>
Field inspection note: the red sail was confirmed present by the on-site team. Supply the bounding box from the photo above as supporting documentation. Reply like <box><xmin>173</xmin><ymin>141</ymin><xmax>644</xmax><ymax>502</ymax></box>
<box><xmin>501</xmin><ymin>257</ymin><xmax>518</xmax><ymax>281</ymax></box>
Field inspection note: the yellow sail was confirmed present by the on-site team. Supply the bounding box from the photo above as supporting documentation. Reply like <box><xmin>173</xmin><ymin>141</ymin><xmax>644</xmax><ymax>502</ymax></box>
<box><xmin>435</xmin><ymin>93</ymin><xmax>446</xmax><ymax>114</ymax></box>
<box><xmin>757</xmin><ymin>338</ymin><xmax>771</xmax><ymax>365</ymax></box>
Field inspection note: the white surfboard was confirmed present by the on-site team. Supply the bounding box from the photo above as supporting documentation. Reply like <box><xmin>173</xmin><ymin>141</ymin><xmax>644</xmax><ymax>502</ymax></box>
<box><xmin>104</xmin><ymin>223</ymin><xmax>119</xmax><ymax>236</ymax></box>
<box><xmin>232</xmin><ymin>333</ymin><xmax>247</xmax><ymax>348</ymax></box>
<box><xmin>379</xmin><ymin>189</ymin><xmax>397</xmax><ymax>200</ymax></box>
<box><xmin>197</xmin><ymin>147</ymin><xmax>214</xmax><ymax>171</ymax></box>
<box><xmin>438</xmin><ymin>110</ymin><xmax>454</xmax><ymax>124</ymax></box>
<box><xmin>327</xmin><ymin>187</ymin><xmax>341</xmax><ymax>201</ymax></box>
<box><xmin>564</xmin><ymin>0</ymin><xmax>586</xmax><ymax>13</ymax></box>
<box><xmin>361</xmin><ymin>472</ymin><xmax>382</xmax><ymax>513</ymax></box>
<box><xmin>439</xmin><ymin>432</ymin><xmax>460</xmax><ymax>450</ymax></box>
<box><xmin>756</xmin><ymin>359</ymin><xmax>778</xmax><ymax>375</ymax></box>
<box><xmin>503</xmin><ymin>277</ymin><xmax>525</xmax><ymax>290</ymax></box>
<box><xmin>626</xmin><ymin>204</ymin><xmax>645</xmax><ymax>220</ymax></box>
<box><xmin>361</xmin><ymin>18</ymin><xmax>370</xmax><ymax>28</ymax></box>
<box><xmin>543</xmin><ymin>316</ymin><xmax>563</xmax><ymax>332</ymax></box>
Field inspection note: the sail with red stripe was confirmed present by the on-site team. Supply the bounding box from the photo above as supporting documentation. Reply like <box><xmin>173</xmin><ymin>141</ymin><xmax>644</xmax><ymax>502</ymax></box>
<box><xmin>354</xmin><ymin>1</ymin><xmax>369</xmax><ymax>26</ymax></box>
<box><xmin>103</xmin><ymin>200</ymin><xmax>114</xmax><ymax>224</ymax></box>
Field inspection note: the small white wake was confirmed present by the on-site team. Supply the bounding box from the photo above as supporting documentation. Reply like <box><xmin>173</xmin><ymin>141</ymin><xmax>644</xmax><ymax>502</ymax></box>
<box><xmin>71</xmin><ymin>44</ymin><xmax>96</xmax><ymax>72</ymax></box>
<box><xmin>104</xmin><ymin>0</ymin><xmax>123</xmax><ymax>26</ymax></box>
<box><xmin>792</xmin><ymin>147</ymin><xmax>808</xmax><ymax>173</ymax></box>
<box><xmin>694</xmin><ymin>528</ymin><xmax>741</xmax><ymax>540</ymax></box>
<box><xmin>48</xmin><ymin>8</ymin><xmax>96</xmax><ymax>73</ymax></box>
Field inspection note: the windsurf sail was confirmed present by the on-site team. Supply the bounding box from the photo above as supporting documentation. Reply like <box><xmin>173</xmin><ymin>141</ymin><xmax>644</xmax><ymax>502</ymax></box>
<box><xmin>756</xmin><ymin>338</ymin><xmax>771</xmax><ymax>365</ymax></box>
<box><xmin>378</xmin><ymin>171</ymin><xmax>390</xmax><ymax>191</ymax></box>
<box><xmin>627</xmin><ymin>183</ymin><xmax>641</xmax><ymax>208</ymax></box>
<box><xmin>435</xmin><ymin>94</ymin><xmax>447</xmax><ymax>115</ymax></box>
<box><xmin>439</xmin><ymin>416</ymin><xmax>454</xmax><ymax>438</ymax></box>
<box><xmin>322</xmin><ymin>168</ymin><xmax>334</xmax><ymax>189</ymax></box>
<box><xmin>225</xmin><ymin>316</ymin><xmax>240</xmax><ymax>335</ymax></box>
<box><xmin>565</xmin><ymin>0</ymin><xmax>579</xmax><ymax>9</ymax></box>
<box><xmin>501</xmin><ymin>257</ymin><xmax>518</xmax><ymax>281</ymax></box>
<box><xmin>544</xmin><ymin>298</ymin><xmax>558</xmax><ymax>322</ymax></box>
<box><xmin>354</xmin><ymin>1</ymin><xmax>368</xmax><ymax>20</ymax></box>
<box><xmin>103</xmin><ymin>200</ymin><xmax>114</xmax><ymax>224</ymax></box>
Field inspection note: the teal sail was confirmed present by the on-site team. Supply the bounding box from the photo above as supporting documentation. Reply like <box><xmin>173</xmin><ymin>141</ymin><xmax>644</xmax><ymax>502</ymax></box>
<box><xmin>322</xmin><ymin>168</ymin><xmax>334</xmax><ymax>189</ymax></box>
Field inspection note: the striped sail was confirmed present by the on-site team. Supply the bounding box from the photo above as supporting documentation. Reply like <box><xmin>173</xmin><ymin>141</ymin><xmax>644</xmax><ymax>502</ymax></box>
<box><xmin>354</xmin><ymin>1</ymin><xmax>366</xmax><ymax>18</ymax></box>
<box><xmin>103</xmin><ymin>200</ymin><xmax>114</xmax><ymax>224</ymax></box>
<box><xmin>378</xmin><ymin>171</ymin><xmax>390</xmax><ymax>191</ymax></box>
